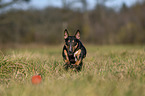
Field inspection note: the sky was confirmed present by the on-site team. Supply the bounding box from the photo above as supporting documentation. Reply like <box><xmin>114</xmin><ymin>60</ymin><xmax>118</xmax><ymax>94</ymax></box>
<box><xmin>28</xmin><ymin>0</ymin><xmax>138</xmax><ymax>10</ymax></box>
<box><xmin>2</xmin><ymin>0</ymin><xmax>138</xmax><ymax>11</ymax></box>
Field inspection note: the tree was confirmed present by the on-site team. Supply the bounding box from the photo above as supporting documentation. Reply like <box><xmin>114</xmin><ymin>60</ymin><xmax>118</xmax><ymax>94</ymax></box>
<box><xmin>0</xmin><ymin>0</ymin><xmax>30</xmax><ymax>9</ymax></box>
<box><xmin>121</xmin><ymin>3</ymin><xmax>128</xmax><ymax>12</ymax></box>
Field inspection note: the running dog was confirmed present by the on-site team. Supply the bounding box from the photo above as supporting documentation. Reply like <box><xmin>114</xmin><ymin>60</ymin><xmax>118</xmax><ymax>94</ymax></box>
<box><xmin>62</xmin><ymin>29</ymin><xmax>86</xmax><ymax>71</ymax></box>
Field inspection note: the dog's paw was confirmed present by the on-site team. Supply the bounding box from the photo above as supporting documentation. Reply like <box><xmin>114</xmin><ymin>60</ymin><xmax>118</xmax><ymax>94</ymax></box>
<box><xmin>75</xmin><ymin>65</ymin><xmax>82</xmax><ymax>71</ymax></box>
<box><xmin>70</xmin><ymin>64</ymin><xmax>76</xmax><ymax>68</ymax></box>
<box><xmin>63</xmin><ymin>64</ymin><xmax>69</xmax><ymax>70</ymax></box>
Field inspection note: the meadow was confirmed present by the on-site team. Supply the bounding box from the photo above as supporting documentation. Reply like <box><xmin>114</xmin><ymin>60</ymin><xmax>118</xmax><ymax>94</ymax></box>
<box><xmin>0</xmin><ymin>45</ymin><xmax>145</xmax><ymax>96</ymax></box>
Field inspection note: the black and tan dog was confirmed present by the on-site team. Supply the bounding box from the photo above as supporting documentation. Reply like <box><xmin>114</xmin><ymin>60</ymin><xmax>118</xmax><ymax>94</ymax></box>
<box><xmin>62</xmin><ymin>29</ymin><xmax>86</xmax><ymax>71</ymax></box>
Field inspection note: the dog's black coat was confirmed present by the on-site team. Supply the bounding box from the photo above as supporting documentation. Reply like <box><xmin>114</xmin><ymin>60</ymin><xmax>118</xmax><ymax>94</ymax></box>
<box><xmin>62</xmin><ymin>29</ymin><xmax>86</xmax><ymax>71</ymax></box>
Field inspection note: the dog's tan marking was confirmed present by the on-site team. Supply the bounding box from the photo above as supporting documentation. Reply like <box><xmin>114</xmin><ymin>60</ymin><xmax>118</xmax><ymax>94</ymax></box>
<box><xmin>74</xmin><ymin>49</ymin><xmax>81</xmax><ymax>58</ymax></box>
<box><xmin>65</xmin><ymin>44</ymin><xmax>69</xmax><ymax>51</ymax></box>
<box><xmin>75</xmin><ymin>59</ymin><xmax>81</xmax><ymax>65</ymax></box>
<box><xmin>73</xmin><ymin>43</ymin><xmax>78</xmax><ymax>52</ymax></box>
<box><xmin>64</xmin><ymin>50</ymin><xmax>69</xmax><ymax>64</ymax></box>
<box><xmin>64</xmin><ymin>60</ymin><xmax>70</xmax><ymax>64</ymax></box>
<box><xmin>74</xmin><ymin>49</ymin><xmax>82</xmax><ymax>65</ymax></box>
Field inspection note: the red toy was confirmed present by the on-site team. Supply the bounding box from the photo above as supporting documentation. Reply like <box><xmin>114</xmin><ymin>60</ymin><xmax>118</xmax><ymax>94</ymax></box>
<box><xmin>31</xmin><ymin>75</ymin><xmax>42</xmax><ymax>84</ymax></box>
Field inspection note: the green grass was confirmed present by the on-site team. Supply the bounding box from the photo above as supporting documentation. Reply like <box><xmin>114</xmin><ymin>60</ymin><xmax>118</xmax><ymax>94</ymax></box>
<box><xmin>0</xmin><ymin>45</ymin><xmax>145</xmax><ymax>96</ymax></box>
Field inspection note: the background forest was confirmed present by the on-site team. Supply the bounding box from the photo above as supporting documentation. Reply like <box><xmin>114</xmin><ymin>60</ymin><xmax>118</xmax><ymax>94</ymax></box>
<box><xmin>0</xmin><ymin>1</ymin><xmax>145</xmax><ymax>96</ymax></box>
<box><xmin>0</xmin><ymin>0</ymin><xmax>145</xmax><ymax>46</ymax></box>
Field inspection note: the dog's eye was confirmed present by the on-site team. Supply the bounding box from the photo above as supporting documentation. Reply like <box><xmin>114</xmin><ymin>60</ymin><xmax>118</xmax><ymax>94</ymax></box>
<box><xmin>66</xmin><ymin>42</ymin><xmax>70</xmax><ymax>46</ymax></box>
<box><xmin>65</xmin><ymin>42</ymin><xmax>68</xmax><ymax>46</ymax></box>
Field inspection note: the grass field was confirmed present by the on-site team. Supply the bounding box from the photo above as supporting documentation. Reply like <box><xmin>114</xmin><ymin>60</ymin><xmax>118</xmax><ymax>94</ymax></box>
<box><xmin>0</xmin><ymin>45</ymin><xmax>145</xmax><ymax>96</ymax></box>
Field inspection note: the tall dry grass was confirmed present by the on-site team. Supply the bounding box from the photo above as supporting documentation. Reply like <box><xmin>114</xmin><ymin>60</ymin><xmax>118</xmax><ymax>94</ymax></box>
<box><xmin>0</xmin><ymin>45</ymin><xmax>145</xmax><ymax>96</ymax></box>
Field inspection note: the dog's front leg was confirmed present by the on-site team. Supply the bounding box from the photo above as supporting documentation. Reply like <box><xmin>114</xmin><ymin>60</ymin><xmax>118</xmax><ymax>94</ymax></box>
<box><xmin>74</xmin><ymin>49</ymin><xmax>83</xmax><ymax>71</ymax></box>
<box><xmin>63</xmin><ymin>50</ymin><xmax>70</xmax><ymax>64</ymax></box>
<box><xmin>74</xmin><ymin>57</ymin><xmax>83</xmax><ymax>71</ymax></box>
<box><xmin>63</xmin><ymin>49</ymin><xmax>70</xmax><ymax>70</ymax></box>
<box><xmin>74</xmin><ymin>49</ymin><xmax>81</xmax><ymax>65</ymax></box>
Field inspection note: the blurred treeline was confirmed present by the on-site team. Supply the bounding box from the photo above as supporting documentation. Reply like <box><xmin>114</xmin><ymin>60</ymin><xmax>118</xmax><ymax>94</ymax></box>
<box><xmin>0</xmin><ymin>0</ymin><xmax>145</xmax><ymax>45</ymax></box>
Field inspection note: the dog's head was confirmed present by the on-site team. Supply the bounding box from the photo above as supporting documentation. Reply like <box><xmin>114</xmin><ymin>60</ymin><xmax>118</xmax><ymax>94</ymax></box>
<box><xmin>64</xmin><ymin>29</ymin><xmax>80</xmax><ymax>56</ymax></box>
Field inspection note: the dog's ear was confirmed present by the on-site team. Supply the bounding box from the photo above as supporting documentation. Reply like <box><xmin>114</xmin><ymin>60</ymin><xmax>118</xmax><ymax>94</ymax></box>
<box><xmin>64</xmin><ymin>29</ymin><xmax>69</xmax><ymax>39</ymax></box>
<box><xmin>75</xmin><ymin>30</ymin><xmax>80</xmax><ymax>39</ymax></box>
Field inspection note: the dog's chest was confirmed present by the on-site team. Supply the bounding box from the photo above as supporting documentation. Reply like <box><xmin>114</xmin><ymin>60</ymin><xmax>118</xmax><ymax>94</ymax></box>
<box><xmin>68</xmin><ymin>50</ymin><xmax>81</xmax><ymax>64</ymax></box>
<box><xmin>69</xmin><ymin>55</ymin><xmax>75</xmax><ymax>63</ymax></box>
